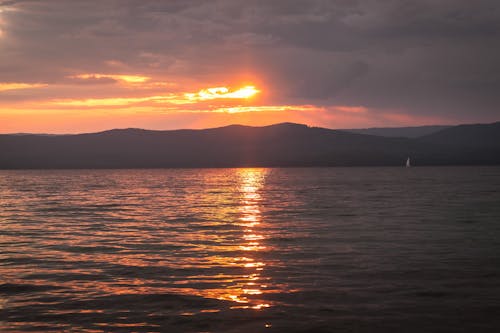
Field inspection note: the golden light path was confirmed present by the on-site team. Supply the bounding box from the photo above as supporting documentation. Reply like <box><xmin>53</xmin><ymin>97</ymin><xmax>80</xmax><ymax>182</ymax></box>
<box><xmin>150</xmin><ymin>169</ymin><xmax>277</xmax><ymax>312</ymax></box>
<box><xmin>227</xmin><ymin>168</ymin><xmax>270</xmax><ymax>309</ymax></box>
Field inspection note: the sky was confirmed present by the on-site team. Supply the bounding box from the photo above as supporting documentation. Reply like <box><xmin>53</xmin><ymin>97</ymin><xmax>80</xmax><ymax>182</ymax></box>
<box><xmin>1</xmin><ymin>0</ymin><xmax>499</xmax><ymax>133</ymax></box>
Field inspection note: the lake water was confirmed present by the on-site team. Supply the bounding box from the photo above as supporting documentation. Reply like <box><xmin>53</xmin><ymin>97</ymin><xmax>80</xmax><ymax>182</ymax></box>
<box><xmin>1</xmin><ymin>167</ymin><xmax>500</xmax><ymax>332</ymax></box>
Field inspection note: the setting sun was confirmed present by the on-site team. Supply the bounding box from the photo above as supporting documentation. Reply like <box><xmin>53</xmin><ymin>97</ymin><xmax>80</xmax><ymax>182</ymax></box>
<box><xmin>185</xmin><ymin>85</ymin><xmax>260</xmax><ymax>101</ymax></box>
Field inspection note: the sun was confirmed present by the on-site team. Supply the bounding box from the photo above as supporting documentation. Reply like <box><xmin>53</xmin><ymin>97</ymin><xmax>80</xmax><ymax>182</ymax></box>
<box><xmin>230</xmin><ymin>86</ymin><xmax>260</xmax><ymax>99</ymax></box>
<box><xmin>185</xmin><ymin>85</ymin><xmax>260</xmax><ymax>101</ymax></box>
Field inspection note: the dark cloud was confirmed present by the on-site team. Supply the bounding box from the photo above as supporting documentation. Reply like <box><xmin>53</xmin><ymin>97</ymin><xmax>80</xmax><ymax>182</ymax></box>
<box><xmin>1</xmin><ymin>0</ymin><xmax>499</xmax><ymax>123</ymax></box>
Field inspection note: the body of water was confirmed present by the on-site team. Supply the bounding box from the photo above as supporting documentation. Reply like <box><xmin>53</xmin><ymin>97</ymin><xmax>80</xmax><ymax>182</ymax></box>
<box><xmin>1</xmin><ymin>167</ymin><xmax>500</xmax><ymax>332</ymax></box>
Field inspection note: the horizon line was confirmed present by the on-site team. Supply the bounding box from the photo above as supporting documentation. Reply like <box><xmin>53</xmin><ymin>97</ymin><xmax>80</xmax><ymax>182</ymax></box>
<box><xmin>1</xmin><ymin>120</ymin><xmax>489</xmax><ymax>136</ymax></box>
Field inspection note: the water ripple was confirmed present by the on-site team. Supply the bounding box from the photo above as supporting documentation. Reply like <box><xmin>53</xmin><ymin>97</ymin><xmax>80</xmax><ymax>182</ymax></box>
<box><xmin>1</xmin><ymin>167</ymin><xmax>500</xmax><ymax>332</ymax></box>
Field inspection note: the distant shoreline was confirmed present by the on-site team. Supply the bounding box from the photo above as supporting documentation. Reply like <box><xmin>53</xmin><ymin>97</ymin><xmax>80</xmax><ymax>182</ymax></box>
<box><xmin>1</xmin><ymin>122</ymin><xmax>499</xmax><ymax>169</ymax></box>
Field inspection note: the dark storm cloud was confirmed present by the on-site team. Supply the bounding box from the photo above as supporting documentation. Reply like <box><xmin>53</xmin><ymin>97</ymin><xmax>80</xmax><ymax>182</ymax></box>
<box><xmin>1</xmin><ymin>0</ymin><xmax>499</xmax><ymax>122</ymax></box>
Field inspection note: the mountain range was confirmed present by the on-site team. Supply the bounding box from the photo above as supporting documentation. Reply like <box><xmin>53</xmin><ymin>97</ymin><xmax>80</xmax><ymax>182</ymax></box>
<box><xmin>342</xmin><ymin>125</ymin><xmax>451</xmax><ymax>138</ymax></box>
<box><xmin>1</xmin><ymin>122</ymin><xmax>499</xmax><ymax>168</ymax></box>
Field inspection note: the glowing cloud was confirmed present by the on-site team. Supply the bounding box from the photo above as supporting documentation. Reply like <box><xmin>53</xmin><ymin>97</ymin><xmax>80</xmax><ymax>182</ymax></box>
<box><xmin>334</xmin><ymin>106</ymin><xmax>368</xmax><ymax>113</ymax></box>
<box><xmin>185</xmin><ymin>86</ymin><xmax>260</xmax><ymax>101</ymax></box>
<box><xmin>0</xmin><ymin>83</ymin><xmax>47</xmax><ymax>92</ymax></box>
<box><xmin>69</xmin><ymin>74</ymin><xmax>150</xmax><ymax>84</ymax></box>
<box><xmin>53</xmin><ymin>95</ymin><xmax>176</xmax><ymax>107</ymax></box>
<box><xmin>52</xmin><ymin>85</ymin><xmax>261</xmax><ymax>107</ymax></box>
<box><xmin>213</xmin><ymin>105</ymin><xmax>322</xmax><ymax>114</ymax></box>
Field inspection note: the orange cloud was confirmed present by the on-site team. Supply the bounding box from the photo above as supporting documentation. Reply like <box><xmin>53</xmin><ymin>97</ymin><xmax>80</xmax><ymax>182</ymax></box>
<box><xmin>212</xmin><ymin>105</ymin><xmax>322</xmax><ymax>114</ymax></box>
<box><xmin>69</xmin><ymin>73</ymin><xmax>150</xmax><ymax>84</ymax></box>
<box><xmin>51</xmin><ymin>85</ymin><xmax>261</xmax><ymax>108</ymax></box>
<box><xmin>53</xmin><ymin>95</ymin><xmax>177</xmax><ymax>107</ymax></box>
<box><xmin>0</xmin><ymin>83</ymin><xmax>47</xmax><ymax>91</ymax></box>
<box><xmin>334</xmin><ymin>106</ymin><xmax>368</xmax><ymax>113</ymax></box>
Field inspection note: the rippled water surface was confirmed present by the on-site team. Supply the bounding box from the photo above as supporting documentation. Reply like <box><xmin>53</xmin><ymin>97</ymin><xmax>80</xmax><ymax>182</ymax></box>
<box><xmin>1</xmin><ymin>167</ymin><xmax>500</xmax><ymax>332</ymax></box>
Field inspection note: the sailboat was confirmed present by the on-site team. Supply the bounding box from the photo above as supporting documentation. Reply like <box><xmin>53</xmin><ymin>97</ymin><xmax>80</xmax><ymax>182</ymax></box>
<box><xmin>406</xmin><ymin>157</ymin><xmax>411</xmax><ymax>167</ymax></box>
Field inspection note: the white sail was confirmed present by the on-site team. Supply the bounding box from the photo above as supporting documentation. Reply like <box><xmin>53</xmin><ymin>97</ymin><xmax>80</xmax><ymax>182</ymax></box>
<box><xmin>406</xmin><ymin>157</ymin><xmax>411</xmax><ymax>167</ymax></box>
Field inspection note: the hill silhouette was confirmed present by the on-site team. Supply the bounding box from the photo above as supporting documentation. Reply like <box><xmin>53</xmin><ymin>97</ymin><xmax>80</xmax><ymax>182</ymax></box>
<box><xmin>343</xmin><ymin>125</ymin><xmax>451</xmax><ymax>138</ymax></box>
<box><xmin>1</xmin><ymin>122</ymin><xmax>499</xmax><ymax>168</ymax></box>
<box><xmin>416</xmin><ymin>122</ymin><xmax>500</xmax><ymax>165</ymax></box>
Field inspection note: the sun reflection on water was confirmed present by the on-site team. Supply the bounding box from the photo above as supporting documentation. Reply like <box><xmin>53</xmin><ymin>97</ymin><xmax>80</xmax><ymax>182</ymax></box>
<box><xmin>0</xmin><ymin>168</ymin><xmax>288</xmax><ymax>331</ymax></box>
<box><xmin>222</xmin><ymin>168</ymin><xmax>271</xmax><ymax>309</ymax></box>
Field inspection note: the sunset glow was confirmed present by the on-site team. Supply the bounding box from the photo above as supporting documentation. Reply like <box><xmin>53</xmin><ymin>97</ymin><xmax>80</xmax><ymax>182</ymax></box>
<box><xmin>0</xmin><ymin>0</ymin><xmax>495</xmax><ymax>134</ymax></box>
